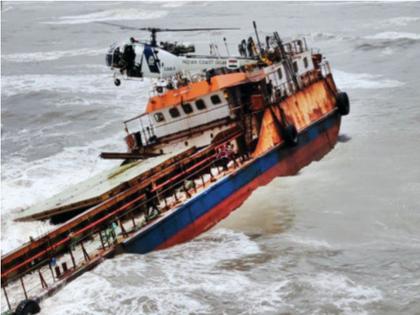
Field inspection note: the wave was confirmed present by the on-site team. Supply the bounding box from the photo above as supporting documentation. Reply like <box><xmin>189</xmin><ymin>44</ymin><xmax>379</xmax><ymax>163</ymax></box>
<box><xmin>355</xmin><ymin>31</ymin><xmax>420</xmax><ymax>51</ymax></box>
<box><xmin>1</xmin><ymin>135</ymin><xmax>125</xmax><ymax>254</ymax></box>
<box><xmin>2</xmin><ymin>48</ymin><xmax>106</xmax><ymax>63</ymax></box>
<box><xmin>366</xmin><ymin>31</ymin><xmax>420</xmax><ymax>41</ymax></box>
<box><xmin>1</xmin><ymin>73</ymin><xmax>151</xmax><ymax>99</ymax></box>
<box><xmin>379</xmin><ymin>16</ymin><xmax>420</xmax><ymax>27</ymax></box>
<box><xmin>303</xmin><ymin>273</ymin><xmax>383</xmax><ymax>311</ymax></box>
<box><xmin>333</xmin><ymin>70</ymin><xmax>404</xmax><ymax>90</ymax></box>
<box><xmin>307</xmin><ymin>32</ymin><xmax>353</xmax><ymax>42</ymax></box>
<box><xmin>161</xmin><ymin>1</ymin><xmax>188</xmax><ymax>8</ymax></box>
<box><xmin>36</xmin><ymin>229</ymin><xmax>383</xmax><ymax>314</ymax></box>
<box><xmin>45</xmin><ymin>8</ymin><xmax>168</xmax><ymax>25</ymax></box>
<box><xmin>2</xmin><ymin>5</ymin><xmax>14</xmax><ymax>12</ymax></box>
<box><xmin>40</xmin><ymin>228</ymin><xmax>260</xmax><ymax>314</ymax></box>
<box><xmin>285</xmin><ymin>235</ymin><xmax>332</xmax><ymax>249</ymax></box>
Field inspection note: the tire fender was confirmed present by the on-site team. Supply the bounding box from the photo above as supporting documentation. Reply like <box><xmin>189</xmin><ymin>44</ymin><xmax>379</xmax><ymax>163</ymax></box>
<box><xmin>15</xmin><ymin>299</ymin><xmax>41</xmax><ymax>315</ymax></box>
<box><xmin>336</xmin><ymin>92</ymin><xmax>350</xmax><ymax>116</ymax></box>
<box><xmin>283</xmin><ymin>124</ymin><xmax>299</xmax><ymax>146</ymax></box>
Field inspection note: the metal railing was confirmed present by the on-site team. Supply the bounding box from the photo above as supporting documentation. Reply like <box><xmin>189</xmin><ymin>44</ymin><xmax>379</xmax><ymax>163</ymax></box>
<box><xmin>1</xmin><ymin>132</ymin><xmax>244</xmax><ymax>313</ymax></box>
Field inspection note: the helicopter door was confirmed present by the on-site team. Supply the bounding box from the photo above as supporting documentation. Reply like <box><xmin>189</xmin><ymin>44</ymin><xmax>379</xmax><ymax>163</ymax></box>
<box><xmin>122</xmin><ymin>44</ymin><xmax>136</xmax><ymax>76</ymax></box>
<box><xmin>143</xmin><ymin>45</ymin><xmax>160</xmax><ymax>74</ymax></box>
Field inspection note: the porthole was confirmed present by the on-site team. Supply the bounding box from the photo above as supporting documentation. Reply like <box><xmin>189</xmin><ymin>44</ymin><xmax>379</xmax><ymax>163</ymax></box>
<box><xmin>195</xmin><ymin>99</ymin><xmax>207</xmax><ymax>110</ymax></box>
<box><xmin>293</xmin><ymin>61</ymin><xmax>298</xmax><ymax>73</ymax></box>
<box><xmin>154</xmin><ymin>112</ymin><xmax>165</xmax><ymax>122</ymax></box>
<box><xmin>169</xmin><ymin>107</ymin><xmax>181</xmax><ymax>118</ymax></box>
<box><xmin>277</xmin><ymin>68</ymin><xmax>283</xmax><ymax>79</ymax></box>
<box><xmin>181</xmin><ymin>103</ymin><xmax>193</xmax><ymax>114</ymax></box>
<box><xmin>210</xmin><ymin>94</ymin><xmax>222</xmax><ymax>105</ymax></box>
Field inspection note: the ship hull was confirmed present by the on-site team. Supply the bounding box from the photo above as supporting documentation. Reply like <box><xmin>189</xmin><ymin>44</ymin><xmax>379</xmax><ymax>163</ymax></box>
<box><xmin>123</xmin><ymin>110</ymin><xmax>341</xmax><ymax>254</ymax></box>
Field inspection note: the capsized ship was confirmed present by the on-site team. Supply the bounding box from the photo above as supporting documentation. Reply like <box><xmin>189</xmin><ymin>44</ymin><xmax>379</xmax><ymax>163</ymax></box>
<box><xmin>1</xmin><ymin>25</ymin><xmax>349</xmax><ymax>315</ymax></box>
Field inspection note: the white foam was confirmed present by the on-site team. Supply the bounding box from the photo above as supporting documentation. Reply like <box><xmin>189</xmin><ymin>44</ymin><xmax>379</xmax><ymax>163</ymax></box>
<box><xmin>1</xmin><ymin>136</ymin><xmax>124</xmax><ymax>253</ymax></box>
<box><xmin>161</xmin><ymin>1</ymin><xmax>188</xmax><ymax>8</ymax></box>
<box><xmin>306</xmin><ymin>273</ymin><xmax>383</xmax><ymax>313</ymax></box>
<box><xmin>2</xmin><ymin>48</ymin><xmax>106</xmax><ymax>63</ymax></box>
<box><xmin>383</xmin><ymin>16</ymin><xmax>420</xmax><ymax>27</ymax></box>
<box><xmin>2</xmin><ymin>5</ymin><xmax>14</xmax><ymax>12</ymax></box>
<box><xmin>1</xmin><ymin>73</ymin><xmax>151</xmax><ymax>100</ymax></box>
<box><xmin>40</xmin><ymin>229</ymin><xmax>261</xmax><ymax>314</ymax></box>
<box><xmin>308</xmin><ymin>32</ymin><xmax>349</xmax><ymax>41</ymax></box>
<box><xmin>366</xmin><ymin>31</ymin><xmax>420</xmax><ymax>40</ymax></box>
<box><xmin>333</xmin><ymin>70</ymin><xmax>404</xmax><ymax>90</ymax></box>
<box><xmin>381</xmin><ymin>47</ymin><xmax>394</xmax><ymax>56</ymax></box>
<box><xmin>45</xmin><ymin>9</ymin><xmax>168</xmax><ymax>25</ymax></box>
<box><xmin>285</xmin><ymin>235</ymin><xmax>332</xmax><ymax>249</ymax></box>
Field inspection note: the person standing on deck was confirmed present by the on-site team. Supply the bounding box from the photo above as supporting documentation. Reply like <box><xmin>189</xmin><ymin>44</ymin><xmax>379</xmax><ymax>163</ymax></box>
<box><xmin>217</xmin><ymin>143</ymin><xmax>230</xmax><ymax>171</ymax></box>
<box><xmin>144</xmin><ymin>185</ymin><xmax>160</xmax><ymax>221</ymax></box>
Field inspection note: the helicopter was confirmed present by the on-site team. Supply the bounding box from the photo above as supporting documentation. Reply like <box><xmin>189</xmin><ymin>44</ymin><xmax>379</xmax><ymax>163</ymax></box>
<box><xmin>100</xmin><ymin>22</ymin><xmax>258</xmax><ymax>86</ymax></box>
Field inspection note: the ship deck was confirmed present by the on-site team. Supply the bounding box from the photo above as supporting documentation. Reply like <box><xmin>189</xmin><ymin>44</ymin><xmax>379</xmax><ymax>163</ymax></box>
<box><xmin>14</xmin><ymin>149</ymin><xmax>191</xmax><ymax>222</ymax></box>
<box><xmin>1</xmin><ymin>162</ymin><xmax>246</xmax><ymax>313</ymax></box>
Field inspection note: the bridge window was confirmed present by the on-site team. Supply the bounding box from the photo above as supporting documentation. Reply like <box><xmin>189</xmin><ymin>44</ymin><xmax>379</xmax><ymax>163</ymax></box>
<box><xmin>277</xmin><ymin>68</ymin><xmax>283</xmax><ymax>79</ymax></box>
<box><xmin>293</xmin><ymin>61</ymin><xmax>298</xmax><ymax>73</ymax></box>
<box><xmin>181</xmin><ymin>103</ymin><xmax>193</xmax><ymax>114</ymax></box>
<box><xmin>169</xmin><ymin>107</ymin><xmax>181</xmax><ymax>118</ymax></box>
<box><xmin>303</xmin><ymin>57</ymin><xmax>308</xmax><ymax>69</ymax></box>
<box><xmin>154</xmin><ymin>112</ymin><xmax>165</xmax><ymax>123</ymax></box>
<box><xmin>195</xmin><ymin>99</ymin><xmax>207</xmax><ymax>110</ymax></box>
<box><xmin>210</xmin><ymin>95</ymin><xmax>222</xmax><ymax>105</ymax></box>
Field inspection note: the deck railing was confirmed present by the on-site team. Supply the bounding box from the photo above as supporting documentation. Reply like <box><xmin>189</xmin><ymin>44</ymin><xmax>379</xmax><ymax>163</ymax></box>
<box><xmin>1</xmin><ymin>132</ymin><xmax>244</xmax><ymax>313</ymax></box>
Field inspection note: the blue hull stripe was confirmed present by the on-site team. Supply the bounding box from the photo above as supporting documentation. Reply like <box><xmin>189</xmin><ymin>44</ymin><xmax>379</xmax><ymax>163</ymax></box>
<box><xmin>123</xmin><ymin>112</ymin><xmax>340</xmax><ymax>254</ymax></box>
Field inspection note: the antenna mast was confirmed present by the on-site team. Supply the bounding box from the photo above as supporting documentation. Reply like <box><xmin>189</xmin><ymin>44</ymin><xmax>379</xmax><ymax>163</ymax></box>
<box><xmin>223</xmin><ymin>37</ymin><xmax>231</xmax><ymax>56</ymax></box>
<box><xmin>252</xmin><ymin>21</ymin><xmax>263</xmax><ymax>54</ymax></box>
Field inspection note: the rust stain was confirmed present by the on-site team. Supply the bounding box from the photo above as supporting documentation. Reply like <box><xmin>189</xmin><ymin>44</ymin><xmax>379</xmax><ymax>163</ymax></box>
<box><xmin>253</xmin><ymin>78</ymin><xmax>337</xmax><ymax>157</ymax></box>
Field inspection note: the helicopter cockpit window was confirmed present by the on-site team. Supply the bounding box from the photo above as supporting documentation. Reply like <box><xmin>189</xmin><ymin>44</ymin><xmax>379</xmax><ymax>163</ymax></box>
<box><xmin>169</xmin><ymin>107</ymin><xmax>181</xmax><ymax>118</ymax></box>
<box><xmin>195</xmin><ymin>99</ymin><xmax>207</xmax><ymax>110</ymax></box>
<box><xmin>181</xmin><ymin>103</ymin><xmax>193</xmax><ymax>114</ymax></box>
<box><xmin>210</xmin><ymin>95</ymin><xmax>222</xmax><ymax>105</ymax></box>
<box><xmin>154</xmin><ymin>112</ymin><xmax>165</xmax><ymax>123</ymax></box>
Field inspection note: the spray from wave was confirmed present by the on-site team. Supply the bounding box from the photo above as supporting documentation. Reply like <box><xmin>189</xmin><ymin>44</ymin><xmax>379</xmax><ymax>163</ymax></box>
<box><xmin>1</xmin><ymin>136</ymin><xmax>124</xmax><ymax>254</ymax></box>
<box><xmin>366</xmin><ymin>31</ymin><xmax>420</xmax><ymax>41</ymax></box>
<box><xmin>333</xmin><ymin>70</ymin><xmax>404</xmax><ymax>90</ymax></box>
<box><xmin>376</xmin><ymin>16</ymin><xmax>420</xmax><ymax>27</ymax></box>
<box><xmin>355</xmin><ymin>31</ymin><xmax>420</xmax><ymax>51</ymax></box>
<box><xmin>40</xmin><ymin>228</ymin><xmax>262</xmax><ymax>315</ymax></box>
<box><xmin>2</xmin><ymin>73</ymin><xmax>150</xmax><ymax>100</ymax></box>
<box><xmin>2</xmin><ymin>48</ymin><xmax>106</xmax><ymax>63</ymax></box>
<box><xmin>44</xmin><ymin>9</ymin><xmax>168</xmax><ymax>25</ymax></box>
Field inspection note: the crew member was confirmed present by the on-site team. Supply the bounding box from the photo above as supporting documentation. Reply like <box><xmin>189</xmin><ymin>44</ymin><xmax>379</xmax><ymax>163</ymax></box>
<box><xmin>217</xmin><ymin>143</ymin><xmax>230</xmax><ymax>171</ymax></box>
<box><xmin>247</xmin><ymin>37</ymin><xmax>255</xmax><ymax>58</ymax></box>
<box><xmin>238</xmin><ymin>39</ymin><xmax>247</xmax><ymax>57</ymax></box>
<box><xmin>267</xmin><ymin>80</ymin><xmax>274</xmax><ymax>102</ymax></box>
<box><xmin>226</xmin><ymin>142</ymin><xmax>239</xmax><ymax>168</ymax></box>
<box><xmin>144</xmin><ymin>185</ymin><xmax>160</xmax><ymax>221</ymax></box>
<box><xmin>121</xmin><ymin>44</ymin><xmax>136</xmax><ymax>76</ymax></box>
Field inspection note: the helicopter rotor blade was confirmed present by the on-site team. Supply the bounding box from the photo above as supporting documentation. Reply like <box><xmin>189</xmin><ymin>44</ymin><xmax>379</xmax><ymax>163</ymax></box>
<box><xmin>138</xmin><ymin>27</ymin><xmax>240</xmax><ymax>32</ymax></box>
<box><xmin>96</xmin><ymin>21</ymin><xmax>140</xmax><ymax>31</ymax></box>
<box><xmin>97</xmin><ymin>22</ymin><xmax>239</xmax><ymax>32</ymax></box>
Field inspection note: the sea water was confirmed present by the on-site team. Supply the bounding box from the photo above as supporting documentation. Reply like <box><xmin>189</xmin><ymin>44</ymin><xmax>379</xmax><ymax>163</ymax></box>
<box><xmin>1</xmin><ymin>2</ymin><xmax>420</xmax><ymax>314</ymax></box>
